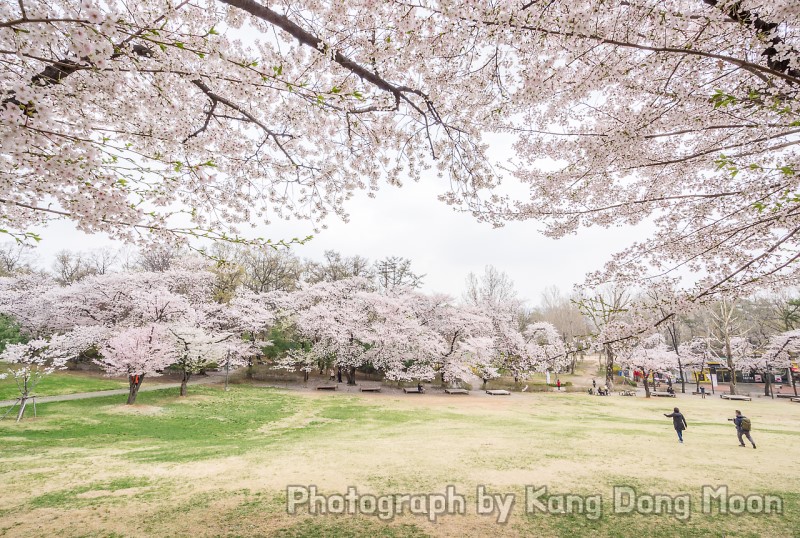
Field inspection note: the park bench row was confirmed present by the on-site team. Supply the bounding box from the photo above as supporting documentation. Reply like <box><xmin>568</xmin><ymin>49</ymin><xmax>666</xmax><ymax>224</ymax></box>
<box><xmin>316</xmin><ymin>386</ymin><xmax>799</xmax><ymax>401</ymax></box>
<box><xmin>316</xmin><ymin>385</ymin><xmax>508</xmax><ymax>395</ymax></box>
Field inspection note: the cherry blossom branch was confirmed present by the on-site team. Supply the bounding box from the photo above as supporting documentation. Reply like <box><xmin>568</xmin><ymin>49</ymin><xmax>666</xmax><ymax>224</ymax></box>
<box><xmin>0</xmin><ymin>197</ymin><xmax>305</xmax><ymax>248</ymax></box>
<box><xmin>702</xmin><ymin>0</ymin><xmax>800</xmax><ymax>79</ymax></box>
<box><xmin>216</xmin><ymin>0</ymin><xmax>446</xmax><ymax>149</ymax></box>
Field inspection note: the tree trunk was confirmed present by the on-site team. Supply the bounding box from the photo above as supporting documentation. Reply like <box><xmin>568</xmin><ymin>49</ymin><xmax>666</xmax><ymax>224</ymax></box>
<box><xmin>792</xmin><ymin>368</ymin><xmax>798</xmax><ymax>396</ymax></box>
<box><xmin>180</xmin><ymin>370</ymin><xmax>191</xmax><ymax>397</ymax></box>
<box><xmin>15</xmin><ymin>395</ymin><xmax>28</xmax><ymax>422</ymax></box>
<box><xmin>346</xmin><ymin>366</ymin><xmax>356</xmax><ymax>386</ymax></box>
<box><xmin>127</xmin><ymin>374</ymin><xmax>145</xmax><ymax>405</ymax></box>
<box><xmin>643</xmin><ymin>372</ymin><xmax>651</xmax><ymax>398</ymax></box>
<box><xmin>15</xmin><ymin>376</ymin><xmax>30</xmax><ymax>421</ymax></box>
<box><xmin>724</xmin><ymin>337</ymin><xmax>737</xmax><ymax>395</ymax></box>
<box><xmin>303</xmin><ymin>370</ymin><xmax>309</xmax><ymax>383</ymax></box>
<box><xmin>604</xmin><ymin>343</ymin><xmax>615</xmax><ymax>390</ymax></box>
<box><xmin>764</xmin><ymin>371</ymin><xmax>771</xmax><ymax>397</ymax></box>
<box><xmin>677</xmin><ymin>356</ymin><xmax>686</xmax><ymax>394</ymax></box>
<box><xmin>695</xmin><ymin>356</ymin><xmax>707</xmax><ymax>394</ymax></box>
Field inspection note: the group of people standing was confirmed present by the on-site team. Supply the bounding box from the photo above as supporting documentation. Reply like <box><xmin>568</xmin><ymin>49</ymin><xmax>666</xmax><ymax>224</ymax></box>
<box><xmin>663</xmin><ymin>408</ymin><xmax>756</xmax><ymax>448</ymax></box>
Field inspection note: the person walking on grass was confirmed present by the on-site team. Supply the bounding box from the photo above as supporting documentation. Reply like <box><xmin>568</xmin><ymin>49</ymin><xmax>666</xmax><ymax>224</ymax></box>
<box><xmin>664</xmin><ymin>407</ymin><xmax>688</xmax><ymax>443</ymax></box>
<box><xmin>728</xmin><ymin>410</ymin><xmax>756</xmax><ymax>449</ymax></box>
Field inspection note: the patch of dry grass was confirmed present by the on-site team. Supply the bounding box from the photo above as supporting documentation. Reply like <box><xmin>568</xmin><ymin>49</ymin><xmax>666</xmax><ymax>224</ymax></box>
<box><xmin>0</xmin><ymin>385</ymin><xmax>798</xmax><ymax>537</ymax></box>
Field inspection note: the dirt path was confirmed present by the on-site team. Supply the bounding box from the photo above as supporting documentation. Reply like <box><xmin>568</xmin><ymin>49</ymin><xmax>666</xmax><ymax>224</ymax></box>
<box><xmin>0</xmin><ymin>374</ymin><xmax>223</xmax><ymax>408</ymax></box>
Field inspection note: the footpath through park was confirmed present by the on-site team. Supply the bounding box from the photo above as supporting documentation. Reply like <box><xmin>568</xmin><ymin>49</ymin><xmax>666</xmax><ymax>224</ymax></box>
<box><xmin>0</xmin><ymin>374</ymin><xmax>224</xmax><ymax>408</ymax></box>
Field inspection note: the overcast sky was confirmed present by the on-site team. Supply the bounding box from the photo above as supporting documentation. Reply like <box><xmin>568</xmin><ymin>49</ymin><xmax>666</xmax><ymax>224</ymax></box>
<box><xmin>27</xmin><ymin>170</ymin><xmax>647</xmax><ymax>309</ymax></box>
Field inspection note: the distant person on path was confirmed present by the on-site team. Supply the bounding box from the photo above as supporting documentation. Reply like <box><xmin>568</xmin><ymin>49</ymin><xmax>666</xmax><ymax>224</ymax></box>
<box><xmin>700</xmin><ymin>386</ymin><xmax>706</xmax><ymax>399</ymax></box>
<box><xmin>664</xmin><ymin>407</ymin><xmax>688</xmax><ymax>443</ymax></box>
<box><xmin>729</xmin><ymin>410</ymin><xmax>756</xmax><ymax>449</ymax></box>
<box><xmin>329</xmin><ymin>368</ymin><xmax>335</xmax><ymax>381</ymax></box>
<box><xmin>556</xmin><ymin>379</ymin><xmax>561</xmax><ymax>391</ymax></box>
<box><xmin>417</xmin><ymin>382</ymin><xmax>425</xmax><ymax>393</ymax></box>
<box><xmin>592</xmin><ymin>379</ymin><xmax>597</xmax><ymax>389</ymax></box>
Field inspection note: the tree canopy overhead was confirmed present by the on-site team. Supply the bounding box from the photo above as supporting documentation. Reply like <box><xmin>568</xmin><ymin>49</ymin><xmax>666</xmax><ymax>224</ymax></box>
<box><xmin>2</xmin><ymin>0</ymin><xmax>799</xmax><ymax>302</ymax></box>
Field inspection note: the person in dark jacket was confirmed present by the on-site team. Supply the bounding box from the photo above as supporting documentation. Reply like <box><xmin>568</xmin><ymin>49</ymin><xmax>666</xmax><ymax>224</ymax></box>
<box><xmin>729</xmin><ymin>410</ymin><xmax>756</xmax><ymax>449</ymax></box>
<box><xmin>664</xmin><ymin>407</ymin><xmax>688</xmax><ymax>443</ymax></box>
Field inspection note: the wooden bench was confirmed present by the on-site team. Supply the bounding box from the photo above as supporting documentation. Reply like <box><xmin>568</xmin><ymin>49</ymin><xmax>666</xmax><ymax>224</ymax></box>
<box><xmin>316</xmin><ymin>385</ymin><xmax>337</xmax><ymax>391</ymax></box>
<box><xmin>720</xmin><ymin>394</ymin><xmax>751</xmax><ymax>401</ymax></box>
<box><xmin>403</xmin><ymin>387</ymin><xmax>423</xmax><ymax>394</ymax></box>
<box><xmin>360</xmin><ymin>386</ymin><xmax>381</xmax><ymax>392</ymax></box>
<box><xmin>444</xmin><ymin>388</ymin><xmax>469</xmax><ymax>395</ymax></box>
<box><xmin>776</xmin><ymin>394</ymin><xmax>795</xmax><ymax>399</ymax></box>
<box><xmin>651</xmin><ymin>391</ymin><xmax>676</xmax><ymax>398</ymax></box>
<box><xmin>486</xmin><ymin>389</ymin><xmax>511</xmax><ymax>396</ymax></box>
<box><xmin>790</xmin><ymin>397</ymin><xmax>800</xmax><ymax>403</ymax></box>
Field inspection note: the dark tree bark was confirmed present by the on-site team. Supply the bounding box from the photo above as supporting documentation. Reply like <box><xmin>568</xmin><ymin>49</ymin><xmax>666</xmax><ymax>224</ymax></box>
<box><xmin>180</xmin><ymin>370</ymin><xmax>191</xmax><ymax>397</ymax></box>
<box><xmin>702</xmin><ymin>0</ymin><xmax>800</xmax><ymax>79</ymax></box>
<box><xmin>127</xmin><ymin>374</ymin><xmax>145</xmax><ymax>405</ymax></box>
<box><xmin>724</xmin><ymin>336</ymin><xmax>738</xmax><ymax>396</ymax></box>
<box><xmin>604</xmin><ymin>344</ymin><xmax>615</xmax><ymax>389</ymax></box>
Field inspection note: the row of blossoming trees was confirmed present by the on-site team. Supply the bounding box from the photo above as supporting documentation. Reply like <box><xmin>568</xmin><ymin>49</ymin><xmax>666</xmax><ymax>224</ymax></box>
<box><xmin>0</xmin><ymin>261</ymin><xmax>570</xmax><ymax>415</ymax></box>
<box><xmin>586</xmin><ymin>290</ymin><xmax>800</xmax><ymax>397</ymax></box>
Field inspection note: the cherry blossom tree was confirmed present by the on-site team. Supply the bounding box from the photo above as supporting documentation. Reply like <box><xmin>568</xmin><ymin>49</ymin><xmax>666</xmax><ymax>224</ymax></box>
<box><xmin>757</xmin><ymin>330</ymin><xmax>800</xmax><ymax>396</ymax></box>
<box><xmin>1</xmin><ymin>0</ymin><xmax>504</xmax><ymax>245</ymax></box>
<box><xmin>524</xmin><ymin>322</ymin><xmax>569</xmax><ymax>375</ymax></box>
<box><xmin>277</xmin><ymin>279</ymin><xmax>502</xmax><ymax>387</ymax></box>
<box><xmin>96</xmin><ymin>324</ymin><xmax>177</xmax><ymax>404</ymax></box>
<box><xmin>404</xmin><ymin>293</ymin><xmax>493</xmax><ymax>386</ymax></box>
<box><xmin>205</xmin><ymin>289</ymin><xmax>275</xmax><ymax>378</ymax></box>
<box><xmin>462</xmin><ymin>336</ymin><xmax>500</xmax><ymax>388</ymax></box>
<box><xmin>678</xmin><ymin>337</ymin><xmax>717</xmax><ymax>393</ymax></box>
<box><xmin>0</xmin><ymin>273</ymin><xmax>61</xmax><ymax>337</ymax></box>
<box><xmin>279</xmin><ymin>278</ymin><xmax>377</xmax><ymax>385</ymax></box>
<box><xmin>1</xmin><ymin>269</ymin><xmax>213</xmax><ymax>336</ymax></box>
<box><xmin>1</xmin><ymin>326</ymin><xmax>107</xmax><ymax>418</ymax></box>
<box><xmin>169</xmin><ymin>323</ymin><xmax>233</xmax><ymax>396</ymax></box>
<box><xmin>2</xmin><ymin>0</ymin><xmax>799</xmax><ymax>327</ymax></box>
<box><xmin>617</xmin><ymin>334</ymin><xmax>679</xmax><ymax>398</ymax></box>
<box><xmin>493</xmin><ymin>2</ymin><xmax>800</xmax><ymax>309</ymax></box>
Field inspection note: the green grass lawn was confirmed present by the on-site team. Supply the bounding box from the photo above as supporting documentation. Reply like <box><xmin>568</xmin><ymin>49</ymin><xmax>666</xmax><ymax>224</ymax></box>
<box><xmin>0</xmin><ymin>385</ymin><xmax>798</xmax><ymax>537</ymax></box>
<box><xmin>0</xmin><ymin>369</ymin><xmax>128</xmax><ymax>401</ymax></box>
